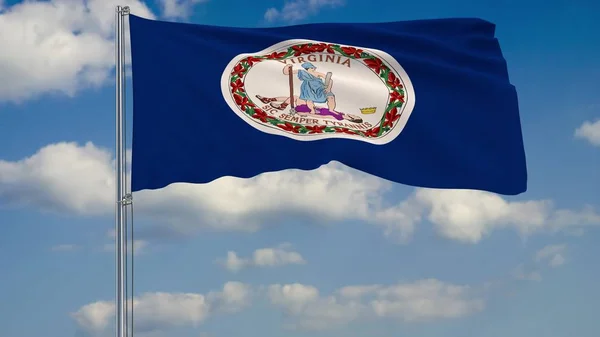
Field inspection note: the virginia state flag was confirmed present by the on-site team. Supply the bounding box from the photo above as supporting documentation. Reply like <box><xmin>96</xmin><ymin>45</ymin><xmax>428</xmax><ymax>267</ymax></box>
<box><xmin>128</xmin><ymin>14</ymin><xmax>527</xmax><ymax>195</ymax></box>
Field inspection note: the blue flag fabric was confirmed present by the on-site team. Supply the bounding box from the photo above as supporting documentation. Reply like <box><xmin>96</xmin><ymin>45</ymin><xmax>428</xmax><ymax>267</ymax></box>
<box><xmin>128</xmin><ymin>14</ymin><xmax>527</xmax><ymax>195</ymax></box>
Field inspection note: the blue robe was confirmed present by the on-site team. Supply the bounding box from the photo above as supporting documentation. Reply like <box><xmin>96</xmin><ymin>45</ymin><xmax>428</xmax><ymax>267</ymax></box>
<box><xmin>298</xmin><ymin>70</ymin><xmax>334</xmax><ymax>103</ymax></box>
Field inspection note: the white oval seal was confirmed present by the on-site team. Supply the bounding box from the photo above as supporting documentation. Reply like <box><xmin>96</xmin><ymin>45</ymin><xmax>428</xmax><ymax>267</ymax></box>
<box><xmin>220</xmin><ymin>39</ymin><xmax>416</xmax><ymax>145</ymax></box>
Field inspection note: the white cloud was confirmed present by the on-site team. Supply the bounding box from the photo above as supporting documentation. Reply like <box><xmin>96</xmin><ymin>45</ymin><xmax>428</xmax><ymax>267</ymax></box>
<box><xmin>158</xmin><ymin>0</ymin><xmax>208</xmax><ymax>19</ymax></box>
<box><xmin>268</xmin><ymin>283</ymin><xmax>363</xmax><ymax>330</ymax></box>
<box><xmin>549</xmin><ymin>254</ymin><xmax>566</xmax><ymax>267</ymax></box>
<box><xmin>51</xmin><ymin>243</ymin><xmax>80</xmax><ymax>251</ymax></box>
<box><xmin>0</xmin><ymin>141</ymin><xmax>418</xmax><ymax>241</ymax></box>
<box><xmin>207</xmin><ymin>281</ymin><xmax>253</xmax><ymax>313</ymax></box>
<box><xmin>2</xmin><ymin>142</ymin><xmax>599</xmax><ymax>244</ymax></box>
<box><xmin>512</xmin><ymin>264</ymin><xmax>542</xmax><ymax>282</ymax></box>
<box><xmin>0</xmin><ymin>0</ymin><xmax>155</xmax><ymax>103</ymax></box>
<box><xmin>0</xmin><ymin>142</ymin><xmax>114</xmax><ymax>215</ymax></box>
<box><xmin>73</xmin><ymin>279</ymin><xmax>486</xmax><ymax>332</ymax></box>
<box><xmin>264</xmin><ymin>8</ymin><xmax>279</xmax><ymax>22</ymax></box>
<box><xmin>405</xmin><ymin>189</ymin><xmax>600</xmax><ymax>243</ymax></box>
<box><xmin>72</xmin><ymin>281</ymin><xmax>251</xmax><ymax>334</ymax></box>
<box><xmin>368</xmin><ymin>280</ymin><xmax>485</xmax><ymax>322</ymax></box>
<box><xmin>337</xmin><ymin>285</ymin><xmax>382</xmax><ymax>299</ymax></box>
<box><xmin>73</xmin><ymin>300</ymin><xmax>114</xmax><ymax>333</ymax></box>
<box><xmin>264</xmin><ymin>0</ymin><xmax>345</xmax><ymax>23</ymax></box>
<box><xmin>535</xmin><ymin>244</ymin><xmax>567</xmax><ymax>267</ymax></box>
<box><xmin>512</xmin><ymin>243</ymin><xmax>568</xmax><ymax>282</ymax></box>
<box><xmin>575</xmin><ymin>119</ymin><xmax>600</xmax><ymax>146</ymax></box>
<box><xmin>73</xmin><ymin>293</ymin><xmax>209</xmax><ymax>334</ymax></box>
<box><xmin>217</xmin><ymin>243</ymin><xmax>306</xmax><ymax>272</ymax></box>
<box><xmin>269</xmin><ymin>279</ymin><xmax>484</xmax><ymax>330</ymax></box>
<box><xmin>254</xmin><ymin>245</ymin><xmax>305</xmax><ymax>267</ymax></box>
<box><xmin>221</xmin><ymin>251</ymin><xmax>246</xmax><ymax>272</ymax></box>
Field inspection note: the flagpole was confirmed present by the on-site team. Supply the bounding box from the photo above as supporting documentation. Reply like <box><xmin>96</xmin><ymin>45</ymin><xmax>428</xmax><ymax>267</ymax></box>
<box><xmin>115</xmin><ymin>5</ymin><xmax>129</xmax><ymax>337</ymax></box>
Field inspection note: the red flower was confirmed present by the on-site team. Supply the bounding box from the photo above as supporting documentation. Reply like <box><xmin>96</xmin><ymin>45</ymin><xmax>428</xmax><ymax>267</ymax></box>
<box><xmin>234</xmin><ymin>94</ymin><xmax>253</xmax><ymax>111</ymax></box>
<box><xmin>244</xmin><ymin>56</ymin><xmax>262</xmax><ymax>66</ymax></box>
<box><xmin>292</xmin><ymin>44</ymin><xmax>313</xmax><ymax>56</ymax></box>
<box><xmin>390</xmin><ymin>90</ymin><xmax>404</xmax><ymax>103</ymax></box>
<box><xmin>305</xmin><ymin>125</ymin><xmax>326</xmax><ymax>133</ymax></box>
<box><xmin>265</xmin><ymin>51</ymin><xmax>287</xmax><ymax>59</ymax></box>
<box><xmin>364</xmin><ymin>127</ymin><xmax>381</xmax><ymax>137</ymax></box>
<box><xmin>277</xmin><ymin>122</ymin><xmax>302</xmax><ymax>133</ymax></box>
<box><xmin>231</xmin><ymin>79</ymin><xmax>244</xmax><ymax>93</ymax></box>
<box><xmin>364</xmin><ymin>58</ymin><xmax>385</xmax><ymax>74</ymax></box>
<box><xmin>231</xmin><ymin>63</ymin><xmax>244</xmax><ymax>78</ymax></box>
<box><xmin>252</xmin><ymin>109</ymin><xmax>272</xmax><ymax>123</ymax></box>
<box><xmin>387</xmin><ymin>72</ymin><xmax>402</xmax><ymax>89</ymax></box>
<box><xmin>311</xmin><ymin>43</ymin><xmax>335</xmax><ymax>54</ymax></box>
<box><xmin>340</xmin><ymin>46</ymin><xmax>363</xmax><ymax>58</ymax></box>
<box><xmin>334</xmin><ymin>128</ymin><xmax>355</xmax><ymax>134</ymax></box>
<box><xmin>383</xmin><ymin>108</ymin><xmax>400</xmax><ymax>128</ymax></box>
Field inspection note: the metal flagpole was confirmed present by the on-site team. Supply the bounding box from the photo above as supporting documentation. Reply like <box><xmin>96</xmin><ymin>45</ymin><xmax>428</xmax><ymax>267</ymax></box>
<box><xmin>115</xmin><ymin>5</ymin><xmax>130</xmax><ymax>337</ymax></box>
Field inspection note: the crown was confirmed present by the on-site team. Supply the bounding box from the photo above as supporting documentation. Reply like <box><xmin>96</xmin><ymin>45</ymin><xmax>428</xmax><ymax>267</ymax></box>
<box><xmin>360</xmin><ymin>107</ymin><xmax>376</xmax><ymax>115</ymax></box>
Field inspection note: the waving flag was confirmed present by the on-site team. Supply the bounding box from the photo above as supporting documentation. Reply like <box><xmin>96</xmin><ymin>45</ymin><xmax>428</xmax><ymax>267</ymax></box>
<box><xmin>128</xmin><ymin>14</ymin><xmax>527</xmax><ymax>195</ymax></box>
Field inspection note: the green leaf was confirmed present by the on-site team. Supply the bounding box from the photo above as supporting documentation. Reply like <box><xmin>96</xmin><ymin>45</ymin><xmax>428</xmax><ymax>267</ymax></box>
<box><xmin>380</xmin><ymin>67</ymin><xmax>390</xmax><ymax>81</ymax></box>
<box><xmin>331</xmin><ymin>44</ymin><xmax>343</xmax><ymax>55</ymax></box>
<box><xmin>385</xmin><ymin>101</ymin><xmax>403</xmax><ymax>113</ymax></box>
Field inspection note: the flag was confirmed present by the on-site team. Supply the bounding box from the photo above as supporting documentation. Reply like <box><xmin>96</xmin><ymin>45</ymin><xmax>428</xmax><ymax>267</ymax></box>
<box><xmin>128</xmin><ymin>14</ymin><xmax>527</xmax><ymax>196</ymax></box>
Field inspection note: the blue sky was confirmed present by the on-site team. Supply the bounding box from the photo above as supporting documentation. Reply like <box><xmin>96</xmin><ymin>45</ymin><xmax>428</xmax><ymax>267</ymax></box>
<box><xmin>0</xmin><ymin>0</ymin><xmax>599</xmax><ymax>337</ymax></box>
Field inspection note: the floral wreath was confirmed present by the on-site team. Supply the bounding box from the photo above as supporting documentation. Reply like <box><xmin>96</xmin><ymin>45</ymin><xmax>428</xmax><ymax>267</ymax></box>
<box><xmin>228</xmin><ymin>42</ymin><xmax>406</xmax><ymax>138</ymax></box>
